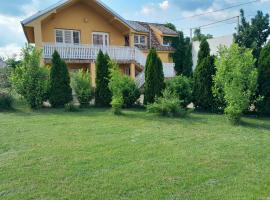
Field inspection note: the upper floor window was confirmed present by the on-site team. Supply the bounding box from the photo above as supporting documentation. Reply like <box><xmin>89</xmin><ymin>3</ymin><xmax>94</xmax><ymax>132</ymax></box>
<box><xmin>134</xmin><ymin>35</ymin><xmax>146</xmax><ymax>45</ymax></box>
<box><xmin>55</xmin><ymin>29</ymin><xmax>80</xmax><ymax>44</ymax></box>
<box><xmin>163</xmin><ymin>37</ymin><xmax>171</xmax><ymax>46</ymax></box>
<box><xmin>92</xmin><ymin>32</ymin><xmax>109</xmax><ymax>46</ymax></box>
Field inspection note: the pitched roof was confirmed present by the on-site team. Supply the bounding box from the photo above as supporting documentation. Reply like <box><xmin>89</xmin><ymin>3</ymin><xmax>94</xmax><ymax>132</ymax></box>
<box><xmin>21</xmin><ymin>0</ymin><xmax>177</xmax><ymax>35</ymax></box>
<box><xmin>125</xmin><ymin>20</ymin><xmax>149</xmax><ymax>33</ymax></box>
<box><xmin>21</xmin><ymin>0</ymin><xmax>135</xmax><ymax>31</ymax></box>
<box><xmin>126</xmin><ymin>20</ymin><xmax>178</xmax><ymax>35</ymax></box>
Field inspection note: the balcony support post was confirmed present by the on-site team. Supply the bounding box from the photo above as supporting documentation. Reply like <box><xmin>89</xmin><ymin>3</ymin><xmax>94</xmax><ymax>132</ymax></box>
<box><xmin>90</xmin><ymin>61</ymin><xmax>96</xmax><ymax>87</ymax></box>
<box><xmin>130</xmin><ymin>62</ymin><xmax>136</xmax><ymax>79</ymax></box>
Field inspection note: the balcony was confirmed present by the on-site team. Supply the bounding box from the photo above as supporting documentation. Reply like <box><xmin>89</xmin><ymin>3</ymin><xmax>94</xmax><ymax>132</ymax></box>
<box><xmin>43</xmin><ymin>43</ymin><xmax>175</xmax><ymax>87</ymax></box>
<box><xmin>43</xmin><ymin>43</ymin><xmax>147</xmax><ymax>67</ymax></box>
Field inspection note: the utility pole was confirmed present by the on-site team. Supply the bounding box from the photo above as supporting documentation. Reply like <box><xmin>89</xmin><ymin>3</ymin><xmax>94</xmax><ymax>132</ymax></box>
<box><xmin>190</xmin><ymin>28</ymin><xmax>193</xmax><ymax>43</ymax></box>
<box><xmin>237</xmin><ymin>15</ymin><xmax>240</xmax><ymax>32</ymax></box>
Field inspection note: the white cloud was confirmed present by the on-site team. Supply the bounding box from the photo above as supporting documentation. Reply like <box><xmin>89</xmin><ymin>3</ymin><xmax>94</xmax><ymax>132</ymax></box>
<box><xmin>0</xmin><ymin>0</ymin><xmax>41</xmax><ymax>58</ymax></box>
<box><xmin>21</xmin><ymin>0</ymin><xmax>42</xmax><ymax>17</ymax></box>
<box><xmin>141</xmin><ymin>3</ymin><xmax>156</xmax><ymax>15</ymax></box>
<box><xmin>159</xmin><ymin>0</ymin><xmax>169</xmax><ymax>10</ymax></box>
<box><xmin>0</xmin><ymin>44</ymin><xmax>22</xmax><ymax>59</ymax></box>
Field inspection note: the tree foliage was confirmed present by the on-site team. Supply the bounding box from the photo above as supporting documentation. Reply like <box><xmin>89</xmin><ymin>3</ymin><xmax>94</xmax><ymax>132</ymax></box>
<box><xmin>234</xmin><ymin>9</ymin><xmax>270</xmax><ymax>61</ymax></box>
<box><xmin>71</xmin><ymin>69</ymin><xmax>94</xmax><ymax>107</ymax></box>
<box><xmin>165</xmin><ymin>23</ymin><xmax>193</xmax><ymax>77</ymax></box>
<box><xmin>95</xmin><ymin>50</ymin><xmax>112</xmax><ymax>107</ymax></box>
<box><xmin>109</xmin><ymin>61</ymin><xmax>140</xmax><ymax>114</ymax></box>
<box><xmin>49</xmin><ymin>51</ymin><xmax>72</xmax><ymax>108</ymax></box>
<box><xmin>257</xmin><ymin>42</ymin><xmax>270</xmax><ymax>114</ymax></box>
<box><xmin>193</xmin><ymin>28</ymin><xmax>213</xmax><ymax>42</ymax></box>
<box><xmin>144</xmin><ymin>48</ymin><xmax>165</xmax><ymax>105</ymax></box>
<box><xmin>213</xmin><ymin>44</ymin><xmax>258</xmax><ymax>124</ymax></box>
<box><xmin>193</xmin><ymin>39</ymin><xmax>216</xmax><ymax>111</ymax></box>
<box><xmin>166</xmin><ymin>75</ymin><xmax>193</xmax><ymax>108</ymax></box>
<box><xmin>147</xmin><ymin>88</ymin><xmax>186</xmax><ymax>117</ymax></box>
<box><xmin>11</xmin><ymin>45</ymin><xmax>49</xmax><ymax>109</ymax></box>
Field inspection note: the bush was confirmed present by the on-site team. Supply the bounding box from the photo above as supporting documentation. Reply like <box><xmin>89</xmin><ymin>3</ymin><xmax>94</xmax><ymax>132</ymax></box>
<box><xmin>0</xmin><ymin>67</ymin><xmax>12</xmax><ymax>90</ymax></box>
<box><xmin>109</xmin><ymin>61</ymin><xmax>140</xmax><ymax>114</ymax></box>
<box><xmin>71</xmin><ymin>69</ymin><xmax>93</xmax><ymax>107</ymax></box>
<box><xmin>0</xmin><ymin>92</ymin><xmax>13</xmax><ymax>110</ymax></box>
<box><xmin>147</xmin><ymin>89</ymin><xmax>186</xmax><ymax>117</ymax></box>
<box><xmin>64</xmin><ymin>102</ymin><xmax>78</xmax><ymax>112</ymax></box>
<box><xmin>166</xmin><ymin>75</ymin><xmax>192</xmax><ymax>108</ymax></box>
<box><xmin>111</xmin><ymin>95</ymin><xmax>123</xmax><ymax>115</ymax></box>
<box><xmin>121</xmin><ymin>76</ymin><xmax>140</xmax><ymax>108</ymax></box>
<box><xmin>11</xmin><ymin>45</ymin><xmax>49</xmax><ymax>109</ymax></box>
<box><xmin>213</xmin><ymin>44</ymin><xmax>258</xmax><ymax>124</ymax></box>
<box><xmin>95</xmin><ymin>51</ymin><xmax>112</xmax><ymax>107</ymax></box>
<box><xmin>49</xmin><ymin>51</ymin><xmax>73</xmax><ymax>108</ymax></box>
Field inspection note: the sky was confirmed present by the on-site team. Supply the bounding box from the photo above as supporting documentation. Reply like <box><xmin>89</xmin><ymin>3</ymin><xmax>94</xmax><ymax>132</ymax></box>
<box><xmin>0</xmin><ymin>0</ymin><xmax>270</xmax><ymax>58</ymax></box>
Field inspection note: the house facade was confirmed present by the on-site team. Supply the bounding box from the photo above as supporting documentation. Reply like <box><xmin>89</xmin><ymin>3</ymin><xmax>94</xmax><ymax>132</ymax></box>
<box><xmin>21</xmin><ymin>0</ymin><xmax>177</xmax><ymax>87</ymax></box>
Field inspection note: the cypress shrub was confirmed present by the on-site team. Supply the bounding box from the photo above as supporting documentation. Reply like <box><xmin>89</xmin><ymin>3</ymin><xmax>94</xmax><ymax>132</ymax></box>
<box><xmin>193</xmin><ymin>54</ymin><xmax>216</xmax><ymax>111</ymax></box>
<box><xmin>257</xmin><ymin>42</ymin><xmax>270</xmax><ymax>114</ymax></box>
<box><xmin>95</xmin><ymin>50</ymin><xmax>112</xmax><ymax>107</ymax></box>
<box><xmin>49</xmin><ymin>51</ymin><xmax>72</xmax><ymax>108</ymax></box>
<box><xmin>144</xmin><ymin>48</ymin><xmax>165</xmax><ymax>105</ymax></box>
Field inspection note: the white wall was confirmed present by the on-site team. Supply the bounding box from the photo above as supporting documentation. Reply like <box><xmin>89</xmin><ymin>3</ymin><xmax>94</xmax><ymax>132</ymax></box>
<box><xmin>192</xmin><ymin>35</ymin><xmax>234</xmax><ymax>69</ymax></box>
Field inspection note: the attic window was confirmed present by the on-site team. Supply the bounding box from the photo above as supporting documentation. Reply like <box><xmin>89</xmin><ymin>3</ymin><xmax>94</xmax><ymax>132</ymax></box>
<box><xmin>134</xmin><ymin>35</ymin><xmax>146</xmax><ymax>46</ymax></box>
<box><xmin>163</xmin><ymin>37</ymin><xmax>171</xmax><ymax>47</ymax></box>
<box><xmin>55</xmin><ymin>29</ymin><xmax>80</xmax><ymax>44</ymax></box>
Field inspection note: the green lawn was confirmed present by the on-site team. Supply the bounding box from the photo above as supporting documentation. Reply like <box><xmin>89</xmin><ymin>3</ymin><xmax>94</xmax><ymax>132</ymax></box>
<box><xmin>1</xmin><ymin>105</ymin><xmax>270</xmax><ymax>200</ymax></box>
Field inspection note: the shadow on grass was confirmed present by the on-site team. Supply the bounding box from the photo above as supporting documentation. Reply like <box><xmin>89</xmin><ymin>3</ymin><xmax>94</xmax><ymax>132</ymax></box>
<box><xmin>240</xmin><ymin>118</ymin><xmax>270</xmax><ymax>132</ymax></box>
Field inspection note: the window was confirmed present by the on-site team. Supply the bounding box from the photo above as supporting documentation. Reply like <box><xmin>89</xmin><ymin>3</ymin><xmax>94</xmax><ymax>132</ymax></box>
<box><xmin>163</xmin><ymin>37</ymin><xmax>171</xmax><ymax>46</ymax></box>
<box><xmin>134</xmin><ymin>35</ymin><xmax>146</xmax><ymax>45</ymax></box>
<box><xmin>55</xmin><ymin>29</ymin><xmax>80</xmax><ymax>44</ymax></box>
<box><xmin>92</xmin><ymin>32</ymin><xmax>109</xmax><ymax>46</ymax></box>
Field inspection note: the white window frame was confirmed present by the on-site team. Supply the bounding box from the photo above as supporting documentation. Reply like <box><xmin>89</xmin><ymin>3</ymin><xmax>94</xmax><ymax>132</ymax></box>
<box><xmin>54</xmin><ymin>29</ymin><xmax>81</xmax><ymax>44</ymax></box>
<box><xmin>92</xmin><ymin>32</ymin><xmax>109</xmax><ymax>46</ymax></box>
<box><xmin>134</xmin><ymin>35</ymin><xmax>147</xmax><ymax>46</ymax></box>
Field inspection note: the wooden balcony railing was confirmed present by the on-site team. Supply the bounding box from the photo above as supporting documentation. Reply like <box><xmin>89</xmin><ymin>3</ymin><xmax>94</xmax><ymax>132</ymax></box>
<box><xmin>43</xmin><ymin>43</ymin><xmax>147</xmax><ymax>67</ymax></box>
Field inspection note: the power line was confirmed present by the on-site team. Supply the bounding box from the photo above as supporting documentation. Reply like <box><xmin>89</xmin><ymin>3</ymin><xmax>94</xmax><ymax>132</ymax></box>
<box><xmin>169</xmin><ymin>0</ymin><xmax>260</xmax><ymax>22</ymax></box>
<box><xmin>196</xmin><ymin>16</ymin><xmax>239</xmax><ymax>29</ymax></box>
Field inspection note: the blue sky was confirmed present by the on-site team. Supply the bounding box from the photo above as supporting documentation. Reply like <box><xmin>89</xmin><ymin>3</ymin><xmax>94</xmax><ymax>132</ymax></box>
<box><xmin>0</xmin><ymin>0</ymin><xmax>269</xmax><ymax>58</ymax></box>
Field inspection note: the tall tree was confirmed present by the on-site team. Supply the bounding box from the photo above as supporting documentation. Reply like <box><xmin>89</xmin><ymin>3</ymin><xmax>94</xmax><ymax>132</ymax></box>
<box><xmin>49</xmin><ymin>51</ymin><xmax>72</xmax><ymax>107</ymax></box>
<box><xmin>193</xmin><ymin>28</ymin><xmax>213</xmax><ymax>42</ymax></box>
<box><xmin>165</xmin><ymin>23</ymin><xmax>193</xmax><ymax>77</ymax></box>
<box><xmin>234</xmin><ymin>9</ymin><xmax>270</xmax><ymax>61</ymax></box>
<box><xmin>197</xmin><ymin>39</ymin><xmax>210</xmax><ymax>63</ymax></box>
<box><xmin>95</xmin><ymin>50</ymin><xmax>112</xmax><ymax>107</ymax></box>
<box><xmin>257</xmin><ymin>42</ymin><xmax>270</xmax><ymax>114</ymax></box>
<box><xmin>213</xmin><ymin>44</ymin><xmax>257</xmax><ymax>124</ymax></box>
<box><xmin>144</xmin><ymin>48</ymin><xmax>165</xmax><ymax>105</ymax></box>
<box><xmin>183</xmin><ymin>37</ymin><xmax>193</xmax><ymax>77</ymax></box>
<box><xmin>193</xmin><ymin>39</ymin><xmax>215</xmax><ymax>111</ymax></box>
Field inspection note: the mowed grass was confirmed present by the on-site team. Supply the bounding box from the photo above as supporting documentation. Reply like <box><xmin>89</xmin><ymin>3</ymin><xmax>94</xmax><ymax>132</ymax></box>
<box><xmin>1</xmin><ymin>105</ymin><xmax>270</xmax><ymax>200</ymax></box>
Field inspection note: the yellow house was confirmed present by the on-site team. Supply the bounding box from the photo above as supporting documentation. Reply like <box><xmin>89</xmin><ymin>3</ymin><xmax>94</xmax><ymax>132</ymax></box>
<box><xmin>21</xmin><ymin>0</ymin><xmax>177</xmax><ymax>87</ymax></box>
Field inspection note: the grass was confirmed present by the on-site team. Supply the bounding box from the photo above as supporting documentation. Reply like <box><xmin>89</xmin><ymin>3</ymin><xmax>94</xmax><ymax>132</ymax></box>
<box><xmin>1</xmin><ymin>103</ymin><xmax>270</xmax><ymax>199</ymax></box>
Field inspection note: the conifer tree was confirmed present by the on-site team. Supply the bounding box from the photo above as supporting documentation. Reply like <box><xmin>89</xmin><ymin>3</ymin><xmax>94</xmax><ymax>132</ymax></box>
<box><xmin>193</xmin><ymin>39</ymin><xmax>216</xmax><ymax>111</ymax></box>
<box><xmin>49</xmin><ymin>51</ymin><xmax>72</xmax><ymax>107</ymax></box>
<box><xmin>144</xmin><ymin>48</ymin><xmax>165</xmax><ymax>105</ymax></box>
<box><xmin>95</xmin><ymin>50</ymin><xmax>112</xmax><ymax>107</ymax></box>
<box><xmin>257</xmin><ymin>42</ymin><xmax>270</xmax><ymax>114</ymax></box>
